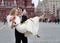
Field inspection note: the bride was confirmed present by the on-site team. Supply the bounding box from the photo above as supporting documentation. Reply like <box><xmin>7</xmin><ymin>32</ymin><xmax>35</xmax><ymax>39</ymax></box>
<box><xmin>7</xmin><ymin>8</ymin><xmax>45</xmax><ymax>37</ymax></box>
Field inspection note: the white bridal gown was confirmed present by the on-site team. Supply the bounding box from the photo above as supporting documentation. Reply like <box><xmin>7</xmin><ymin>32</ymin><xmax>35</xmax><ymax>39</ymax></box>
<box><xmin>15</xmin><ymin>17</ymin><xmax>40</xmax><ymax>36</ymax></box>
<box><xmin>7</xmin><ymin>15</ymin><xmax>40</xmax><ymax>36</ymax></box>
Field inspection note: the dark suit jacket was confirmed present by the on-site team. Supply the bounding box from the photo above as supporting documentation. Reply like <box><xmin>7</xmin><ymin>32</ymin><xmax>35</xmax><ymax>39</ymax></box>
<box><xmin>21</xmin><ymin>15</ymin><xmax>28</xmax><ymax>23</ymax></box>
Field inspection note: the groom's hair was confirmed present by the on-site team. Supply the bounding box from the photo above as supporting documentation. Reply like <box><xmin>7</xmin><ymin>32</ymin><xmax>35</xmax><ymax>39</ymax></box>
<box><xmin>18</xmin><ymin>7</ymin><xmax>24</xmax><ymax>11</ymax></box>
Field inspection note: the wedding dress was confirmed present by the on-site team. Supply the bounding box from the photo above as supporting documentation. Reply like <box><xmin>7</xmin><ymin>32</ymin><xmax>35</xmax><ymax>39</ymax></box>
<box><xmin>7</xmin><ymin>15</ymin><xmax>40</xmax><ymax>36</ymax></box>
<box><xmin>15</xmin><ymin>17</ymin><xmax>40</xmax><ymax>36</ymax></box>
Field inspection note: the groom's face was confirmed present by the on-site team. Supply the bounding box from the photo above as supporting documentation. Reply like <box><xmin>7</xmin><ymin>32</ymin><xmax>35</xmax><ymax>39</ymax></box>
<box><xmin>18</xmin><ymin>8</ymin><xmax>23</xmax><ymax>16</ymax></box>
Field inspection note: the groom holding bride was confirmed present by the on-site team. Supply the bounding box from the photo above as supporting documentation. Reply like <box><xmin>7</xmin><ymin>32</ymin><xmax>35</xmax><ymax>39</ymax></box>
<box><xmin>6</xmin><ymin>7</ymin><xmax>45</xmax><ymax>43</ymax></box>
<box><xmin>7</xmin><ymin>7</ymin><xmax>28</xmax><ymax>43</ymax></box>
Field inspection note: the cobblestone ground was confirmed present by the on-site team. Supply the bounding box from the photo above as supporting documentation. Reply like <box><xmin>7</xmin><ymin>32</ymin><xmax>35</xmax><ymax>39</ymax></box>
<box><xmin>0</xmin><ymin>22</ymin><xmax>60</xmax><ymax>43</ymax></box>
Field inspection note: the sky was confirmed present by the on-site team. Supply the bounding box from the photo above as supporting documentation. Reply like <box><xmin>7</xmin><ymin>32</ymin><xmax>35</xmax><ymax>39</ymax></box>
<box><xmin>32</xmin><ymin>0</ymin><xmax>43</xmax><ymax>8</ymax></box>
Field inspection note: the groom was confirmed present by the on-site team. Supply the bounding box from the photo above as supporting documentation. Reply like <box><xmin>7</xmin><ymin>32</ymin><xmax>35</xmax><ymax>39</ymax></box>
<box><xmin>15</xmin><ymin>7</ymin><xmax>28</xmax><ymax>43</ymax></box>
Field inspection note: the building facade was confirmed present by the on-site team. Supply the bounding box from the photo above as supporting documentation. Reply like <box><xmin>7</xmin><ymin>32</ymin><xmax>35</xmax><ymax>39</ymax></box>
<box><xmin>0</xmin><ymin>0</ymin><xmax>34</xmax><ymax>21</ymax></box>
<box><xmin>35</xmin><ymin>0</ymin><xmax>43</xmax><ymax>16</ymax></box>
<box><xmin>36</xmin><ymin>0</ymin><xmax>60</xmax><ymax>20</ymax></box>
<box><xmin>36</xmin><ymin>0</ymin><xmax>51</xmax><ymax>18</ymax></box>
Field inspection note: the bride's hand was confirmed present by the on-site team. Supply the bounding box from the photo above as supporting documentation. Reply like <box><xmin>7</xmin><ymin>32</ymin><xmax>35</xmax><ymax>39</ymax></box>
<box><xmin>39</xmin><ymin>14</ymin><xmax>45</xmax><ymax>20</ymax></box>
<box><xmin>0</xmin><ymin>26</ymin><xmax>2</xmax><ymax>30</ymax></box>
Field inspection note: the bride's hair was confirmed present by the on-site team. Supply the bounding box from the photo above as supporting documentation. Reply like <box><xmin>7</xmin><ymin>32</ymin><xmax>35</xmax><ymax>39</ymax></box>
<box><xmin>9</xmin><ymin>8</ymin><xmax>17</xmax><ymax>16</ymax></box>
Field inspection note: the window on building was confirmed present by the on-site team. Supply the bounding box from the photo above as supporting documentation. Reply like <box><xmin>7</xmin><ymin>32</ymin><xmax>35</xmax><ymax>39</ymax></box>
<box><xmin>7</xmin><ymin>2</ymin><xmax>11</xmax><ymax>6</ymax></box>
<box><xmin>4</xmin><ymin>1</ymin><xmax>11</xmax><ymax>7</ymax></box>
<box><xmin>20</xmin><ymin>0</ymin><xmax>22</xmax><ymax>7</ymax></box>
<box><xmin>1</xmin><ymin>12</ymin><xmax>4</xmax><ymax>17</ymax></box>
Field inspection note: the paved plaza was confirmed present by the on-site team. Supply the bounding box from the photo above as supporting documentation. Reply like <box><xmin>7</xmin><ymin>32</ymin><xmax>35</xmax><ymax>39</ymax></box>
<box><xmin>0</xmin><ymin>22</ymin><xmax>60</xmax><ymax>43</ymax></box>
